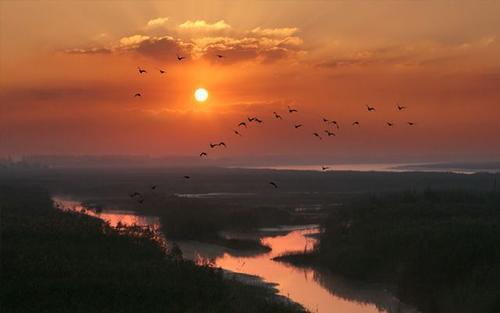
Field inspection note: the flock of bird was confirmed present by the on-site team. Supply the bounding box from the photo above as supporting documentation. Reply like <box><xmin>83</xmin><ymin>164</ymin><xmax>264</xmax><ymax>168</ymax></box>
<box><xmin>128</xmin><ymin>54</ymin><xmax>417</xmax><ymax>205</ymax></box>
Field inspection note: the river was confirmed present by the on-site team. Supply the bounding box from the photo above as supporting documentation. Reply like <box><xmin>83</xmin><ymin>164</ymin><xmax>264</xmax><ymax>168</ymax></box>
<box><xmin>54</xmin><ymin>196</ymin><xmax>418</xmax><ymax>313</ymax></box>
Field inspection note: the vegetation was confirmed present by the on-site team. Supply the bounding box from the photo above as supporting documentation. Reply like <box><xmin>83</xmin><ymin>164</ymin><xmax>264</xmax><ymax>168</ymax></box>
<box><xmin>0</xmin><ymin>185</ymin><xmax>305</xmax><ymax>313</ymax></box>
<box><xmin>276</xmin><ymin>190</ymin><xmax>500</xmax><ymax>313</ymax></box>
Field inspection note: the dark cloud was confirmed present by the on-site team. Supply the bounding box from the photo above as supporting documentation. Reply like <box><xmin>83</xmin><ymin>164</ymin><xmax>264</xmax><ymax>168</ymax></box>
<box><xmin>131</xmin><ymin>36</ymin><xmax>195</xmax><ymax>61</ymax></box>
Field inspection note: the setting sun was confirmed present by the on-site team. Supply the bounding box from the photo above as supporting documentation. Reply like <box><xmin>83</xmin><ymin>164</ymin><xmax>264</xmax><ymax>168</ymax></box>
<box><xmin>194</xmin><ymin>88</ymin><xmax>208</xmax><ymax>102</ymax></box>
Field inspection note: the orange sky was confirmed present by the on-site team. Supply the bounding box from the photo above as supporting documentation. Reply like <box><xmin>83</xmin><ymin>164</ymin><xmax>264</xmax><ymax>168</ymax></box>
<box><xmin>1</xmin><ymin>1</ymin><xmax>499</xmax><ymax>164</ymax></box>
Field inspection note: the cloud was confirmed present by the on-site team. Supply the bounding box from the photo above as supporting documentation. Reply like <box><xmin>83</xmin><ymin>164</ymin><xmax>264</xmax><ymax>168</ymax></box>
<box><xmin>132</xmin><ymin>36</ymin><xmax>194</xmax><ymax>61</ymax></box>
<box><xmin>119</xmin><ymin>35</ymin><xmax>150</xmax><ymax>47</ymax></box>
<box><xmin>178</xmin><ymin>20</ymin><xmax>231</xmax><ymax>31</ymax></box>
<box><xmin>63</xmin><ymin>47</ymin><xmax>112</xmax><ymax>55</ymax></box>
<box><xmin>146</xmin><ymin>17</ymin><xmax>169</xmax><ymax>28</ymax></box>
<box><xmin>251</xmin><ymin>27</ymin><xmax>298</xmax><ymax>37</ymax></box>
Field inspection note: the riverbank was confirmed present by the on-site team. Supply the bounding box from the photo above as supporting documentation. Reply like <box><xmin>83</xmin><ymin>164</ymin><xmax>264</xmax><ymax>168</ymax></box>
<box><xmin>274</xmin><ymin>190</ymin><xmax>500</xmax><ymax>313</ymax></box>
<box><xmin>0</xmin><ymin>185</ymin><xmax>305</xmax><ymax>313</ymax></box>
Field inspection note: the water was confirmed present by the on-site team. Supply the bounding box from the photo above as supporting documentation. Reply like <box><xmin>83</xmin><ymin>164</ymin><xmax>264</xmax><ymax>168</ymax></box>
<box><xmin>54</xmin><ymin>196</ymin><xmax>418</xmax><ymax>313</ymax></box>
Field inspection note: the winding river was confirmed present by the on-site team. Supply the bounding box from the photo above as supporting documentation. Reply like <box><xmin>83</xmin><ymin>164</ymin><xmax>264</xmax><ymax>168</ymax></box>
<box><xmin>54</xmin><ymin>197</ymin><xmax>418</xmax><ymax>313</ymax></box>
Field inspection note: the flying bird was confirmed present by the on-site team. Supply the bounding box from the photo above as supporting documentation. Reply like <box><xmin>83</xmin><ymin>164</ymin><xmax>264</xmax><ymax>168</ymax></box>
<box><xmin>288</xmin><ymin>106</ymin><xmax>298</xmax><ymax>113</ymax></box>
<box><xmin>134</xmin><ymin>93</ymin><xmax>142</xmax><ymax>97</ymax></box>
<box><xmin>218</xmin><ymin>142</ymin><xmax>227</xmax><ymax>147</ymax></box>
<box><xmin>158</xmin><ymin>68</ymin><xmax>166</xmax><ymax>74</ymax></box>
<box><xmin>387</xmin><ymin>122</ymin><xmax>394</xmax><ymax>126</ymax></box>
<box><xmin>184</xmin><ymin>176</ymin><xmax>191</xmax><ymax>179</ymax></box>
<box><xmin>331</xmin><ymin>121</ymin><xmax>339</xmax><ymax>129</ymax></box>
<box><xmin>407</xmin><ymin>122</ymin><xmax>415</xmax><ymax>126</ymax></box>
<box><xmin>269</xmin><ymin>181</ymin><xmax>278</xmax><ymax>188</ymax></box>
<box><xmin>210</xmin><ymin>143</ymin><xmax>218</xmax><ymax>148</ymax></box>
<box><xmin>177</xmin><ymin>54</ymin><xmax>186</xmax><ymax>61</ymax></box>
<box><xmin>151</xmin><ymin>185</ymin><xmax>157</xmax><ymax>190</ymax></box>
<box><xmin>352</xmin><ymin>121</ymin><xmax>360</xmax><ymax>126</ymax></box>
<box><xmin>255</xmin><ymin>118</ymin><xmax>263</xmax><ymax>123</ymax></box>
<box><xmin>324</xmin><ymin>130</ymin><xmax>335</xmax><ymax>136</ymax></box>
<box><xmin>216</xmin><ymin>54</ymin><xmax>224</xmax><ymax>58</ymax></box>
<box><xmin>397</xmin><ymin>104</ymin><xmax>406</xmax><ymax>111</ymax></box>
<box><xmin>322</xmin><ymin>118</ymin><xmax>329</xmax><ymax>123</ymax></box>
<box><xmin>137</xmin><ymin>67</ymin><xmax>147</xmax><ymax>74</ymax></box>
<box><xmin>313</xmin><ymin>132</ymin><xmax>322</xmax><ymax>140</ymax></box>
<box><xmin>248</xmin><ymin>117</ymin><xmax>256</xmax><ymax>122</ymax></box>
<box><xmin>366</xmin><ymin>105</ymin><xmax>376</xmax><ymax>112</ymax></box>
<box><xmin>200</xmin><ymin>152</ymin><xmax>207</xmax><ymax>157</ymax></box>
<box><xmin>238</xmin><ymin>122</ymin><xmax>247</xmax><ymax>128</ymax></box>
<box><xmin>322</xmin><ymin>166</ymin><xmax>330</xmax><ymax>171</ymax></box>
<box><xmin>294</xmin><ymin>124</ymin><xmax>303</xmax><ymax>129</ymax></box>
<box><xmin>137</xmin><ymin>198</ymin><xmax>144</xmax><ymax>204</ymax></box>
<box><xmin>273</xmin><ymin>112</ymin><xmax>283</xmax><ymax>119</ymax></box>
<box><xmin>234</xmin><ymin>130</ymin><xmax>242</xmax><ymax>136</ymax></box>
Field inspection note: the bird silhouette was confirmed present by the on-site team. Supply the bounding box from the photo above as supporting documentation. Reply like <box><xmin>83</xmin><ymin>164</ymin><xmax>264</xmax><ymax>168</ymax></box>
<box><xmin>352</xmin><ymin>121</ymin><xmax>360</xmax><ymax>126</ymax></box>
<box><xmin>313</xmin><ymin>132</ymin><xmax>322</xmax><ymax>140</ymax></box>
<box><xmin>134</xmin><ymin>93</ymin><xmax>142</xmax><ymax>97</ymax></box>
<box><xmin>387</xmin><ymin>122</ymin><xmax>394</xmax><ymax>126</ymax></box>
<box><xmin>158</xmin><ymin>68</ymin><xmax>166</xmax><ymax>74</ymax></box>
<box><xmin>177</xmin><ymin>54</ymin><xmax>186</xmax><ymax>61</ymax></box>
<box><xmin>218</xmin><ymin>142</ymin><xmax>227</xmax><ymax>147</ymax></box>
<box><xmin>322</xmin><ymin>118</ymin><xmax>329</xmax><ymax>122</ymax></box>
<box><xmin>288</xmin><ymin>106</ymin><xmax>298</xmax><ymax>113</ymax></box>
<box><xmin>137</xmin><ymin>67</ymin><xmax>147</xmax><ymax>74</ymax></box>
<box><xmin>407</xmin><ymin>122</ymin><xmax>415</xmax><ymax>126</ymax></box>
<box><xmin>324</xmin><ymin>130</ymin><xmax>335</xmax><ymax>136</ymax></box>
<box><xmin>137</xmin><ymin>198</ymin><xmax>144</xmax><ymax>204</ymax></box>
<box><xmin>234</xmin><ymin>130</ymin><xmax>242</xmax><ymax>136</ymax></box>
<box><xmin>397</xmin><ymin>104</ymin><xmax>406</xmax><ymax>111</ymax></box>
<box><xmin>331</xmin><ymin>121</ymin><xmax>340</xmax><ymax>129</ymax></box>
<box><xmin>269</xmin><ymin>181</ymin><xmax>278</xmax><ymax>188</ymax></box>
<box><xmin>273</xmin><ymin>112</ymin><xmax>283</xmax><ymax>119</ymax></box>
<box><xmin>238</xmin><ymin>122</ymin><xmax>247</xmax><ymax>128</ymax></box>
<box><xmin>294</xmin><ymin>124</ymin><xmax>303</xmax><ymax>129</ymax></box>
<box><xmin>366</xmin><ymin>105</ymin><xmax>376</xmax><ymax>112</ymax></box>
<box><xmin>322</xmin><ymin>166</ymin><xmax>330</xmax><ymax>171</ymax></box>
<box><xmin>248</xmin><ymin>117</ymin><xmax>256</xmax><ymax>122</ymax></box>
<box><xmin>200</xmin><ymin>152</ymin><xmax>207</xmax><ymax>157</ymax></box>
<box><xmin>210</xmin><ymin>143</ymin><xmax>218</xmax><ymax>148</ymax></box>
<box><xmin>255</xmin><ymin>118</ymin><xmax>263</xmax><ymax>123</ymax></box>
<box><xmin>184</xmin><ymin>176</ymin><xmax>191</xmax><ymax>179</ymax></box>
<box><xmin>216</xmin><ymin>54</ymin><xmax>224</xmax><ymax>58</ymax></box>
<box><xmin>151</xmin><ymin>185</ymin><xmax>157</xmax><ymax>190</ymax></box>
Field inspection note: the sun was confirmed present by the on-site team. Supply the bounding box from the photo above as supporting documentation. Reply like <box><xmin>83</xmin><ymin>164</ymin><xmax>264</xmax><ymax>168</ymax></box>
<box><xmin>194</xmin><ymin>88</ymin><xmax>208</xmax><ymax>102</ymax></box>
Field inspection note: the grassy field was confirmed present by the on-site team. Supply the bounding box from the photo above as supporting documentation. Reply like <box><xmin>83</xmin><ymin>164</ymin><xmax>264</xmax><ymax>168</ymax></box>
<box><xmin>0</xmin><ymin>185</ymin><xmax>304</xmax><ymax>313</ymax></box>
<box><xmin>275</xmin><ymin>190</ymin><xmax>500</xmax><ymax>313</ymax></box>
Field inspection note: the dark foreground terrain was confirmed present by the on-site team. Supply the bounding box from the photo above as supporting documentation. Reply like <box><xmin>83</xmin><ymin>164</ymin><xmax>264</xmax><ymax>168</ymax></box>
<box><xmin>0</xmin><ymin>186</ymin><xmax>304</xmax><ymax>313</ymax></box>
<box><xmin>276</xmin><ymin>190</ymin><xmax>500</xmax><ymax>313</ymax></box>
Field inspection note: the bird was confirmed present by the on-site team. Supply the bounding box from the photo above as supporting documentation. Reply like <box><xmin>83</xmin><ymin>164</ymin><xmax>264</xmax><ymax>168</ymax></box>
<box><xmin>366</xmin><ymin>105</ymin><xmax>376</xmax><ymax>112</ymax></box>
<box><xmin>322</xmin><ymin>118</ymin><xmax>329</xmax><ymax>123</ymax></box>
<box><xmin>273</xmin><ymin>112</ymin><xmax>283</xmax><ymax>119</ymax></box>
<box><xmin>255</xmin><ymin>118</ymin><xmax>263</xmax><ymax>123</ymax></box>
<box><xmin>134</xmin><ymin>93</ymin><xmax>142</xmax><ymax>97</ymax></box>
<box><xmin>216</xmin><ymin>54</ymin><xmax>224</xmax><ymax>58</ymax></box>
<box><xmin>209</xmin><ymin>143</ymin><xmax>218</xmax><ymax>148</ymax></box>
<box><xmin>248</xmin><ymin>117</ymin><xmax>256</xmax><ymax>122</ymax></box>
<box><xmin>322</xmin><ymin>166</ymin><xmax>330</xmax><ymax>171</ymax></box>
<box><xmin>294</xmin><ymin>124</ymin><xmax>303</xmax><ymax>129</ymax></box>
<box><xmin>151</xmin><ymin>185</ymin><xmax>157</xmax><ymax>190</ymax></box>
<box><xmin>387</xmin><ymin>122</ymin><xmax>394</xmax><ymax>126</ymax></box>
<box><xmin>324</xmin><ymin>130</ymin><xmax>335</xmax><ymax>136</ymax></box>
<box><xmin>137</xmin><ymin>198</ymin><xmax>144</xmax><ymax>204</ymax></box>
<box><xmin>331</xmin><ymin>121</ymin><xmax>340</xmax><ymax>129</ymax></box>
<box><xmin>218</xmin><ymin>142</ymin><xmax>227</xmax><ymax>147</ymax></box>
<box><xmin>397</xmin><ymin>104</ymin><xmax>406</xmax><ymax>111</ymax></box>
<box><xmin>177</xmin><ymin>54</ymin><xmax>186</xmax><ymax>61</ymax></box>
<box><xmin>288</xmin><ymin>106</ymin><xmax>298</xmax><ymax>113</ymax></box>
<box><xmin>234</xmin><ymin>130</ymin><xmax>242</xmax><ymax>136</ymax></box>
<box><xmin>238</xmin><ymin>122</ymin><xmax>247</xmax><ymax>128</ymax></box>
<box><xmin>137</xmin><ymin>67</ymin><xmax>147</xmax><ymax>74</ymax></box>
<box><xmin>158</xmin><ymin>68</ymin><xmax>166</xmax><ymax>74</ymax></box>
<box><xmin>269</xmin><ymin>181</ymin><xmax>278</xmax><ymax>188</ymax></box>
<box><xmin>352</xmin><ymin>121</ymin><xmax>360</xmax><ymax>126</ymax></box>
<box><xmin>184</xmin><ymin>176</ymin><xmax>191</xmax><ymax>179</ymax></box>
<box><xmin>313</xmin><ymin>132</ymin><xmax>322</xmax><ymax>140</ymax></box>
<box><xmin>407</xmin><ymin>122</ymin><xmax>415</xmax><ymax>126</ymax></box>
<box><xmin>200</xmin><ymin>152</ymin><xmax>207</xmax><ymax>157</ymax></box>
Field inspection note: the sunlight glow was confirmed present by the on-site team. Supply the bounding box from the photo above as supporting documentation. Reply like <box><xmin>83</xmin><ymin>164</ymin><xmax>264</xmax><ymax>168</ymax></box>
<box><xmin>194</xmin><ymin>88</ymin><xmax>208</xmax><ymax>102</ymax></box>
